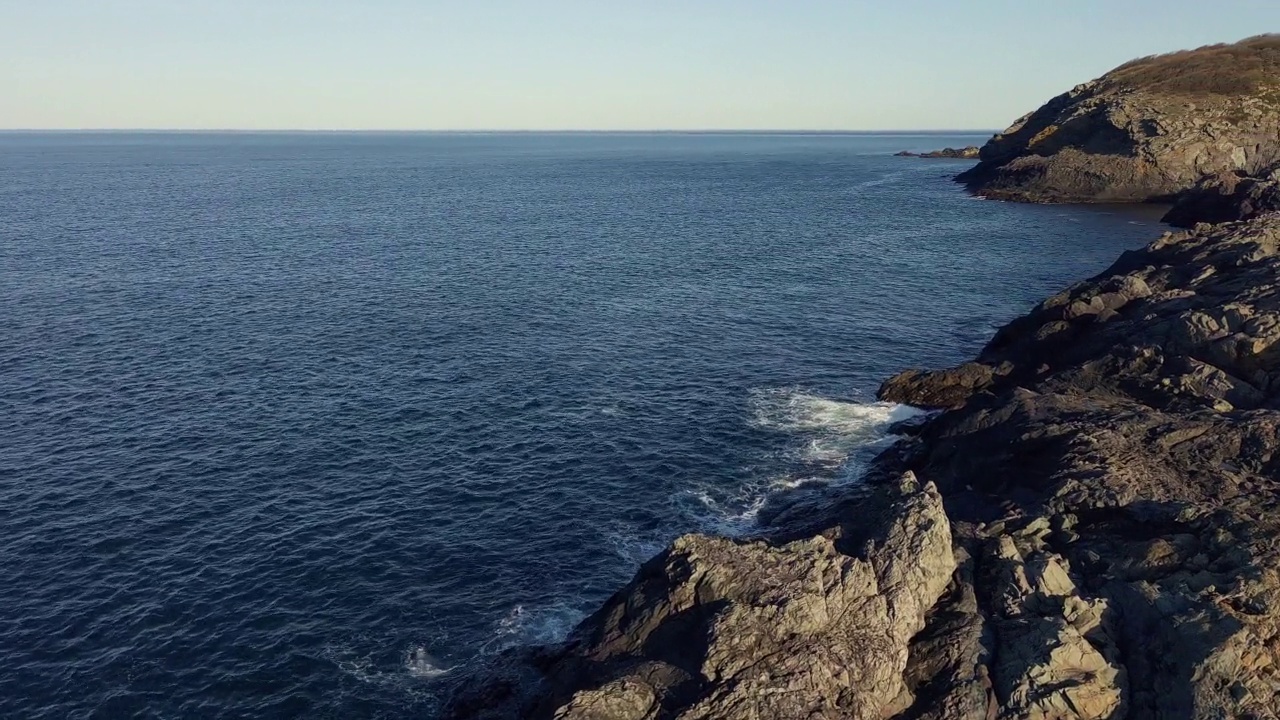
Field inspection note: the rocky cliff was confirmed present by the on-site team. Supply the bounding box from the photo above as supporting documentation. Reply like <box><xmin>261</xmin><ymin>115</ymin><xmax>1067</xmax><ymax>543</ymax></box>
<box><xmin>442</xmin><ymin>39</ymin><xmax>1280</xmax><ymax>720</ymax></box>
<box><xmin>957</xmin><ymin>35</ymin><xmax>1280</xmax><ymax>204</ymax></box>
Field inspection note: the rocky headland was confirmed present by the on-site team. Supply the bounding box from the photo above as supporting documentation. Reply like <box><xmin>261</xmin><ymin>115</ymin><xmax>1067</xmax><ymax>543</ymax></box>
<box><xmin>896</xmin><ymin>146</ymin><xmax>982</xmax><ymax>159</ymax></box>
<box><xmin>957</xmin><ymin>35</ymin><xmax>1280</xmax><ymax>209</ymax></box>
<box><xmin>443</xmin><ymin>37</ymin><xmax>1280</xmax><ymax>719</ymax></box>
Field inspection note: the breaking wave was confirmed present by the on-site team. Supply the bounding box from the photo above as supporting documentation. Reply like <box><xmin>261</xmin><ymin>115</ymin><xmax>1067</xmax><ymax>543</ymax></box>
<box><xmin>750</xmin><ymin>389</ymin><xmax>922</xmax><ymax>466</ymax></box>
<box><xmin>676</xmin><ymin>389</ymin><xmax>924</xmax><ymax>535</ymax></box>
<box><xmin>480</xmin><ymin>602</ymin><xmax>589</xmax><ymax>654</ymax></box>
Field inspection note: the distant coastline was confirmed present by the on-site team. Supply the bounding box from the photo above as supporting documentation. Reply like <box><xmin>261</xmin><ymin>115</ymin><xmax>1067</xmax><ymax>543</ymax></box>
<box><xmin>0</xmin><ymin>128</ymin><xmax>999</xmax><ymax>135</ymax></box>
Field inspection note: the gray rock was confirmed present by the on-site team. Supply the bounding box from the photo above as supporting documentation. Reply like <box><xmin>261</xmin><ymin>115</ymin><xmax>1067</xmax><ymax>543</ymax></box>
<box><xmin>896</xmin><ymin>146</ymin><xmax>982</xmax><ymax>160</ymax></box>
<box><xmin>957</xmin><ymin>36</ymin><xmax>1280</xmax><ymax>203</ymax></box>
<box><xmin>879</xmin><ymin>362</ymin><xmax>1001</xmax><ymax>409</ymax></box>
<box><xmin>1162</xmin><ymin>168</ymin><xmax>1280</xmax><ymax>227</ymax></box>
<box><xmin>880</xmin><ymin>216</ymin><xmax>1280</xmax><ymax>718</ymax></box>
<box><xmin>444</xmin><ymin>476</ymin><xmax>956</xmax><ymax>719</ymax></box>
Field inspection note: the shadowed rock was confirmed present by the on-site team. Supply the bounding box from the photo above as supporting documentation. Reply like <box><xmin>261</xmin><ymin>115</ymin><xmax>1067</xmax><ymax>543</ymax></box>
<box><xmin>1162</xmin><ymin>166</ymin><xmax>1280</xmax><ymax>227</ymax></box>
<box><xmin>880</xmin><ymin>216</ymin><xmax>1280</xmax><ymax>718</ymax></box>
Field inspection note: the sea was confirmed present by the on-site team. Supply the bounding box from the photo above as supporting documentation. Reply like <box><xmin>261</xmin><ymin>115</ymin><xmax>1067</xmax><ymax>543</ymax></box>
<box><xmin>0</xmin><ymin>132</ymin><xmax>1166</xmax><ymax>718</ymax></box>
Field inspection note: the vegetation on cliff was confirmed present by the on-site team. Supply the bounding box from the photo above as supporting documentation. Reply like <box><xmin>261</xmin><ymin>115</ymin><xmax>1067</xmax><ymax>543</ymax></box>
<box><xmin>1101</xmin><ymin>34</ymin><xmax>1280</xmax><ymax>99</ymax></box>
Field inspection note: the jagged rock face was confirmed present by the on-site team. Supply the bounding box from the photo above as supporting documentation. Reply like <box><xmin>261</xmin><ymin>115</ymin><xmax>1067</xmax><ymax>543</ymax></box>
<box><xmin>445</xmin><ymin>217</ymin><xmax>1280</xmax><ymax>720</ymax></box>
<box><xmin>883</xmin><ymin>216</ymin><xmax>1280</xmax><ymax>718</ymax></box>
<box><xmin>444</xmin><ymin>477</ymin><xmax>957</xmax><ymax>719</ymax></box>
<box><xmin>957</xmin><ymin>36</ymin><xmax>1280</xmax><ymax>203</ymax></box>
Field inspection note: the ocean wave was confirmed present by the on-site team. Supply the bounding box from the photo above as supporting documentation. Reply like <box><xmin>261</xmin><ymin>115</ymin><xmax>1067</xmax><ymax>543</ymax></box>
<box><xmin>480</xmin><ymin>602</ymin><xmax>587</xmax><ymax>654</ymax></box>
<box><xmin>405</xmin><ymin>646</ymin><xmax>453</xmax><ymax>679</ymax></box>
<box><xmin>606</xmin><ymin>530</ymin><xmax>669</xmax><ymax>568</ymax></box>
<box><xmin>856</xmin><ymin>171</ymin><xmax>904</xmax><ymax>188</ymax></box>
<box><xmin>750</xmin><ymin>388</ymin><xmax>922</xmax><ymax>465</ymax></box>
<box><xmin>674</xmin><ymin>389</ymin><xmax>923</xmax><ymax>535</ymax></box>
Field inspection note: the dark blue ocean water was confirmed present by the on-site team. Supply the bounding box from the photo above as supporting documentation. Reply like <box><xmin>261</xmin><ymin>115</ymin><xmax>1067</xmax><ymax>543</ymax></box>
<box><xmin>0</xmin><ymin>132</ymin><xmax>1166</xmax><ymax>718</ymax></box>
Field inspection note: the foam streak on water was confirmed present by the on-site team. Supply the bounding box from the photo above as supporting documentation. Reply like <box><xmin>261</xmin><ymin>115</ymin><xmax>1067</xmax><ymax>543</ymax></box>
<box><xmin>0</xmin><ymin>132</ymin><xmax>1164</xmax><ymax>718</ymax></box>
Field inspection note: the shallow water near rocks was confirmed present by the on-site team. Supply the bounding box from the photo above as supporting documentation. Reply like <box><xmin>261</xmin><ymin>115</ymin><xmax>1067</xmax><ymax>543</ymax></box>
<box><xmin>0</xmin><ymin>132</ymin><xmax>1165</xmax><ymax>718</ymax></box>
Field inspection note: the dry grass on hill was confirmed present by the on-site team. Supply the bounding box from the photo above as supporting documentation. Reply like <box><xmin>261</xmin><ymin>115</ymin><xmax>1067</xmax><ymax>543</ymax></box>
<box><xmin>1100</xmin><ymin>34</ymin><xmax>1280</xmax><ymax>98</ymax></box>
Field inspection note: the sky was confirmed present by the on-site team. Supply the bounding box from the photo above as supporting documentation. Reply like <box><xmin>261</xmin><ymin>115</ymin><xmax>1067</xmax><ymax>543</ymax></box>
<box><xmin>3</xmin><ymin>0</ymin><xmax>1279</xmax><ymax>131</ymax></box>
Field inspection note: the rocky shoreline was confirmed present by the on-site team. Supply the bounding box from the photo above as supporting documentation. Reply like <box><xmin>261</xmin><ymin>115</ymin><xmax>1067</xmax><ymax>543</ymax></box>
<box><xmin>895</xmin><ymin>146</ymin><xmax>981</xmax><ymax>159</ymax></box>
<box><xmin>443</xmin><ymin>37</ymin><xmax>1280</xmax><ymax>719</ymax></box>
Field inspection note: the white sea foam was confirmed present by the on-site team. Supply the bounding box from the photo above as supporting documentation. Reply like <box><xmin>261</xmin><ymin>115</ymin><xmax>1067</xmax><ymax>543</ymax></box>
<box><xmin>405</xmin><ymin>646</ymin><xmax>452</xmax><ymax>678</ymax></box>
<box><xmin>482</xmin><ymin>602</ymin><xmax>586</xmax><ymax>653</ymax></box>
<box><xmin>484</xmin><ymin>390</ymin><xmax>926</xmax><ymax>655</ymax></box>
<box><xmin>325</xmin><ymin>642</ymin><xmax>451</xmax><ymax>695</ymax></box>
<box><xmin>606</xmin><ymin>530</ymin><xmax>668</xmax><ymax>567</ymax></box>
<box><xmin>683</xmin><ymin>488</ymin><xmax>770</xmax><ymax>536</ymax></box>
<box><xmin>750</xmin><ymin>389</ymin><xmax>923</xmax><ymax>464</ymax></box>
<box><xmin>674</xmin><ymin>389</ymin><xmax>925</xmax><ymax>535</ymax></box>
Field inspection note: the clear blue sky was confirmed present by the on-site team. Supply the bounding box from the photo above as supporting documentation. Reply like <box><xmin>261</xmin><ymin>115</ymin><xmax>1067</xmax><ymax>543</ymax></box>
<box><xmin>3</xmin><ymin>0</ymin><xmax>1278</xmax><ymax>130</ymax></box>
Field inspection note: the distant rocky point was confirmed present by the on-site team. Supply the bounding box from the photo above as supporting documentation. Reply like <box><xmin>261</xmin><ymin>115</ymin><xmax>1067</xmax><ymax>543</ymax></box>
<box><xmin>958</xmin><ymin>34</ymin><xmax>1280</xmax><ymax>208</ymax></box>
<box><xmin>894</xmin><ymin>146</ymin><xmax>980</xmax><ymax>159</ymax></box>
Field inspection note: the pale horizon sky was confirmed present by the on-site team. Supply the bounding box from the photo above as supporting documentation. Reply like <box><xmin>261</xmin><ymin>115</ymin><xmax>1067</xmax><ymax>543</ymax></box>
<box><xmin>4</xmin><ymin>1</ymin><xmax>1279</xmax><ymax>131</ymax></box>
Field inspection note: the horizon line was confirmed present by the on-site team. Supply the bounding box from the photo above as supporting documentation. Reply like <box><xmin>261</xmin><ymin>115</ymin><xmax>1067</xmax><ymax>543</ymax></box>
<box><xmin>0</xmin><ymin>128</ymin><xmax>999</xmax><ymax>135</ymax></box>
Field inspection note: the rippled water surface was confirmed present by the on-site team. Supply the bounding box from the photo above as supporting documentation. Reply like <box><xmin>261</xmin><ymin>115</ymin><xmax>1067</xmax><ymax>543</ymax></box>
<box><xmin>0</xmin><ymin>132</ymin><xmax>1166</xmax><ymax>718</ymax></box>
